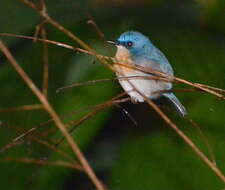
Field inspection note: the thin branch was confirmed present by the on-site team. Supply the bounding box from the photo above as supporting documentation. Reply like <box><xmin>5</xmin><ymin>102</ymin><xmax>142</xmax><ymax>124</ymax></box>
<box><xmin>33</xmin><ymin>20</ymin><xmax>48</xmax><ymax>42</ymax></box>
<box><xmin>56</xmin><ymin>94</ymin><xmax>130</xmax><ymax>146</ymax></box>
<box><xmin>3</xmin><ymin>118</ymin><xmax>54</xmax><ymax>145</ymax></box>
<box><xmin>4</xmin><ymin>157</ymin><xmax>82</xmax><ymax>171</ymax></box>
<box><xmin>0</xmin><ymin>41</ymin><xmax>106</xmax><ymax>190</ymax></box>
<box><xmin>14</xmin><ymin>0</ymin><xmax>225</xmax><ymax>99</ymax></box>
<box><xmin>36</xmin><ymin>0</ymin><xmax>49</xmax><ymax>97</ymax></box>
<box><xmin>113</xmin><ymin>62</ymin><xmax>225</xmax><ymax>100</ymax></box>
<box><xmin>1</xmin><ymin>94</ymin><xmax>127</xmax><ymax>148</ymax></box>
<box><xmin>56</xmin><ymin>75</ymin><xmax>172</xmax><ymax>93</ymax></box>
<box><xmin>188</xmin><ymin>118</ymin><xmax>217</xmax><ymax>165</ymax></box>
<box><xmin>126</xmin><ymin>78</ymin><xmax>225</xmax><ymax>183</ymax></box>
<box><xmin>0</xmin><ymin>104</ymin><xmax>43</xmax><ymax>112</ymax></box>
<box><xmin>0</xmin><ymin>33</ymin><xmax>75</xmax><ymax>50</ymax></box>
<box><xmin>67</xmin><ymin>94</ymin><xmax>129</xmax><ymax>129</ymax></box>
<box><xmin>41</xmin><ymin>28</ymin><xmax>49</xmax><ymax>96</ymax></box>
<box><xmin>39</xmin><ymin>0</ymin><xmax>47</xmax><ymax>13</ymax></box>
<box><xmin>18</xmin><ymin>0</ymin><xmax>92</xmax><ymax>51</ymax></box>
<box><xmin>2</xmin><ymin>32</ymin><xmax>224</xmax><ymax>182</ymax></box>
<box><xmin>29</xmin><ymin>135</ymin><xmax>80</xmax><ymax>166</ymax></box>
<box><xmin>0</xmin><ymin>139</ymin><xmax>24</xmax><ymax>153</ymax></box>
<box><xmin>18</xmin><ymin>0</ymin><xmax>116</xmax><ymax>78</ymax></box>
<box><xmin>13</xmin><ymin>127</ymin><xmax>37</xmax><ymax>142</ymax></box>
<box><xmin>2</xmin><ymin>124</ymin><xmax>77</xmax><ymax>163</ymax></box>
<box><xmin>152</xmin><ymin>88</ymin><xmax>201</xmax><ymax>95</ymax></box>
<box><xmin>56</xmin><ymin>78</ymin><xmax>116</xmax><ymax>93</ymax></box>
<box><xmin>196</xmin><ymin>83</ymin><xmax>225</xmax><ymax>94</ymax></box>
<box><xmin>1</xmin><ymin>123</ymin><xmax>83</xmax><ymax>173</ymax></box>
<box><xmin>4</xmin><ymin>0</ymin><xmax>225</xmax><ymax>184</ymax></box>
<box><xmin>87</xmin><ymin>14</ymin><xmax>105</xmax><ymax>41</ymax></box>
<box><xmin>1</xmin><ymin>31</ymin><xmax>225</xmax><ymax>183</ymax></box>
<box><xmin>115</xmin><ymin>104</ymin><xmax>137</xmax><ymax>126</ymax></box>
<box><xmin>1</xmin><ymin>33</ymin><xmax>224</xmax><ymax>100</ymax></box>
<box><xmin>145</xmin><ymin>98</ymin><xmax>225</xmax><ymax>183</ymax></box>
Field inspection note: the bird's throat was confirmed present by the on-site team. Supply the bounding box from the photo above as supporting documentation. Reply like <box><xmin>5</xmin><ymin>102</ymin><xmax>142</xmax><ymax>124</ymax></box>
<box><xmin>114</xmin><ymin>46</ymin><xmax>135</xmax><ymax>75</ymax></box>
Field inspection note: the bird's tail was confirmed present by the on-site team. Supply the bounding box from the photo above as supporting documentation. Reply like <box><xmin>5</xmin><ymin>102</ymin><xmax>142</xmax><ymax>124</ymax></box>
<box><xmin>162</xmin><ymin>93</ymin><xmax>187</xmax><ymax>117</ymax></box>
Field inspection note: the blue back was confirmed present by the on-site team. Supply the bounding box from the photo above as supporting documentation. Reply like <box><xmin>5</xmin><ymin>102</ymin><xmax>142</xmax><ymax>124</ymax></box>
<box><xmin>117</xmin><ymin>31</ymin><xmax>173</xmax><ymax>74</ymax></box>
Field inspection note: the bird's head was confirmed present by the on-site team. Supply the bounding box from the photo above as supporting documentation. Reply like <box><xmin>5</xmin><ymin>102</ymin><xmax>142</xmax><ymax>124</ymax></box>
<box><xmin>108</xmin><ymin>31</ymin><xmax>153</xmax><ymax>56</ymax></box>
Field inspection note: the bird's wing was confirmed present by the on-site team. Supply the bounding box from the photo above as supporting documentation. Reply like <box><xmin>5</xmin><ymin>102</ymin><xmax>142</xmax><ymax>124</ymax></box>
<box><xmin>137</xmin><ymin>56</ymin><xmax>173</xmax><ymax>77</ymax></box>
<box><xmin>139</xmin><ymin>46</ymin><xmax>174</xmax><ymax>76</ymax></box>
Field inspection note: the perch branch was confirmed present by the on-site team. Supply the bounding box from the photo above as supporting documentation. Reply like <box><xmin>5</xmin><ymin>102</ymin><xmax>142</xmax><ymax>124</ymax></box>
<box><xmin>0</xmin><ymin>41</ymin><xmax>106</xmax><ymax>190</ymax></box>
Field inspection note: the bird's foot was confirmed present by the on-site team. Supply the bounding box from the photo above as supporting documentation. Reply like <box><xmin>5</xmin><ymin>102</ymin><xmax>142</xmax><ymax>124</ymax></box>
<box><xmin>131</xmin><ymin>97</ymin><xmax>139</xmax><ymax>104</ymax></box>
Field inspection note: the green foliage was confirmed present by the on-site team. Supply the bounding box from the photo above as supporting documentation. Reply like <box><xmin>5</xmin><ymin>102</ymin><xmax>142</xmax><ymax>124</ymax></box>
<box><xmin>110</xmin><ymin>133</ymin><xmax>223</xmax><ymax>190</ymax></box>
<box><xmin>0</xmin><ymin>0</ymin><xmax>224</xmax><ymax>189</ymax></box>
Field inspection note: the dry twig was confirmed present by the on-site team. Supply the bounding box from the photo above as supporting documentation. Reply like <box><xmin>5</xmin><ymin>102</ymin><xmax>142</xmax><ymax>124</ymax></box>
<box><xmin>87</xmin><ymin>14</ymin><xmax>105</xmax><ymax>41</ymax></box>
<box><xmin>0</xmin><ymin>41</ymin><xmax>106</xmax><ymax>190</ymax></box>
<box><xmin>0</xmin><ymin>0</ymin><xmax>223</xmax><ymax>185</ymax></box>
<box><xmin>4</xmin><ymin>157</ymin><xmax>82</xmax><ymax>171</ymax></box>
<box><xmin>122</xmin><ymin>76</ymin><xmax>225</xmax><ymax>183</ymax></box>
<box><xmin>56</xmin><ymin>95</ymin><xmax>130</xmax><ymax>146</ymax></box>
<box><xmin>1</xmin><ymin>33</ymin><xmax>224</xmax><ymax>99</ymax></box>
<box><xmin>0</xmin><ymin>104</ymin><xmax>43</xmax><ymax>112</ymax></box>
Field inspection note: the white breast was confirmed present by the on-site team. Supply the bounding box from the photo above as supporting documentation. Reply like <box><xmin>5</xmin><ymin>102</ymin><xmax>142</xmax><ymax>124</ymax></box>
<box><xmin>114</xmin><ymin>46</ymin><xmax>171</xmax><ymax>103</ymax></box>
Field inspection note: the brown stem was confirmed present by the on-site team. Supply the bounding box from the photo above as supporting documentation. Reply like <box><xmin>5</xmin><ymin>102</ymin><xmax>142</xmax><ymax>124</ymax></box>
<box><xmin>87</xmin><ymin>14</ymin><xmax>105</xmax><ymax>41</ymax></box>
<box><xmin>4</xmin><ymin>157</ymin><xmax>82</xmax><ymax>170</ymax></box>
<box><xmin>1</xmin><ymin>123</ymin><xmax>83</xmax><ymax>171</ymax></box>
<box><xmin>57</xmin><ymin>96</ymin><xmax>130</xmax><ymax>146</ymax></box>
<box><xmin>56</xmin><ymin>76</ymin><xmax>171</xmax><ymax>93</ymax></box>
<box><xmin>114</xmin><ymin>62</ymin><xmax>225</xmax><ymax>100</ymax></box>
<box><xmin>125</xmin><ymin>78</ymin><xmax>225</xmax><ymax>183</ymax></box>
<box><xmin>0</xmin><ymin>104</ymin><xmax>43</xmax><ymax>112</ymax></box>
<box><xmin>1</xmin><ymin>32</ymin><xmax>224</xmax><ymax>100</ymax></box>
<box><xmin>0</xmin><ymin>41</ymin><xmax>106</xmax><ymax>190</ymax></box>
<box><xmin>145</xmin><ymin>98</ymin><xmax>225</xmax><ymax>183</ymax></box>
<box><xmin>41</xmin><ymin>28</ymin><xmax>49</xmax><ymax>97</ymax></box>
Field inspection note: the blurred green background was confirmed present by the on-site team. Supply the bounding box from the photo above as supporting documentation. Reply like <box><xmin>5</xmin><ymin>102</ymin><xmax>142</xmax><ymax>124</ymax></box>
<box><xmin>0</xmin><ymin>0</ymin><xmax>225</xmax><ymax>189</ymax></box>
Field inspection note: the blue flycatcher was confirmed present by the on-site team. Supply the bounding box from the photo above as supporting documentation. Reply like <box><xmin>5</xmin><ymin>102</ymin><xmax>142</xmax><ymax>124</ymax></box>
<box><xmin>108</xmin><ymin>31</ymin><xmax>187</xmax><ymax>117</ymax></box>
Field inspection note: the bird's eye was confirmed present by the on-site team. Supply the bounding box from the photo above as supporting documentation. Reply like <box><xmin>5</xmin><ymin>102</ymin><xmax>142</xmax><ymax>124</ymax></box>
<box><xmin>127</xmin><ymin>41</ymin><xmax>133</xmax><ymax>47</ymax></box>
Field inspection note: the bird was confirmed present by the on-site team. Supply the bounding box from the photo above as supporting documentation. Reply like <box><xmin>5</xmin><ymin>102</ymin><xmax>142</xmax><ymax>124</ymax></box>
<box><xmin>107</xmin><ymin>31</ymin><xmax>187</xmax><ymax>117</ymax></box>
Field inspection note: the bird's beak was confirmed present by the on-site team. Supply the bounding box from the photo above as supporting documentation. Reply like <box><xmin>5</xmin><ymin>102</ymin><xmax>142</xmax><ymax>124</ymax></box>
<box><xmin>107</xmin><ymin>40</ymin><xmax>119</xmax><ymax>46</ymax></box>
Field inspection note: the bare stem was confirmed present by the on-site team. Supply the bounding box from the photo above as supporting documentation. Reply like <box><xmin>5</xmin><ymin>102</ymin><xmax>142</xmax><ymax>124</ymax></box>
<box><xmin>4</xmin><ymin>157</ymin><xmax>82</xmax><ymax>171</ymax></box>
<box><xmin>87</xmin><ymin>14</ymin><xmax>105</xmax><ymax>41</ymax></box>
<box><xmin>1</xmin><ymin>124</ymin><xmax>83</xmax><ymax>171</ymax></box>
<box><xmin>3</xmin><ymin>0</ymin><xmax>224</xmax><ymax>184</ymax></box>
<box><xmin>145</xmin><ymin>98</ymin><xmax>225</xmax><ymax>183</ymax></box>
<box><xmin>114</xmin><ymin>62</ymin><xmax>225</xmax><ymax>100</ymax></box>
<box><xmin>126</xmin><ymin>79</ymin><xmax>225</xmax><ymax>183</ymax></box>
<box><xmin>56</xmin><ymin>76</ymin><xmax>171</xmax><ymax>93</ymax></box>
<box><xmin>41</xmin><ymin>28</ymin><xmax>49</xmax><ymax>97</ymax></box>
<box><xmin>0</xmin><ymin>41</ymin><xmax>106</xmax><ymax>190</ymax></box>
<box><xmin>57</xmin><ymin>96</ymin><xmax>130</xmax><ymax>146</ymax></box>
<box><xmin>0</xmin><ymin>104</ymin><xmax>43</xmax><ymax>112</ymax></box>
<box><xmin>1</xmin><ymin>33</ymin><xmax>224</xmax><ymax>99</ymax></box>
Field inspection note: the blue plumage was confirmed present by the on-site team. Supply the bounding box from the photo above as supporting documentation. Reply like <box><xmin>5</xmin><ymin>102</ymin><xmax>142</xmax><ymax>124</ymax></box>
<box><xmin>109</xmin><ymin>31</ymin><xmax>187</xmax><ymax>116</ymax></box>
